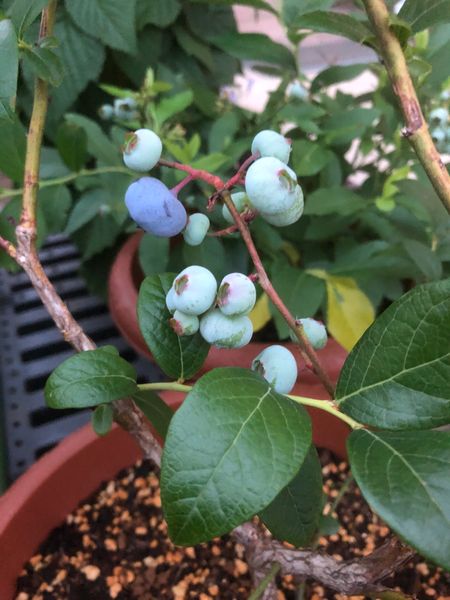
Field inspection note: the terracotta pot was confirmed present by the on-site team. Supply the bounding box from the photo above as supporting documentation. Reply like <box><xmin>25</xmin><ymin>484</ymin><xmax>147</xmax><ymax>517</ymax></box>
<box><xmin>0</xmin><ymin>389</ymin><xmax>349</xmax><ymax>599</ymax></box>
<box><xmin>108</xmin><ymin>233</ymin><xmax>347</xmax><ymax>380</ymax></box>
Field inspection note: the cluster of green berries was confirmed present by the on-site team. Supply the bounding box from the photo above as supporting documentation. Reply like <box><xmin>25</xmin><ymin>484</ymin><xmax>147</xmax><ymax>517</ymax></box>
<box><xmin>99</xmin><ymin>97</ymin><xmax>139</xmax><ymax>121</ymax></box>
<box><xmin>166</xmin><ymin>266</ymin><xmax>256</xmax><ymax>349</ymax></box>
<box><xmin>429</xmin><ymin>101</ymin><xmax>450</xmax><ymax>154</ymax></box>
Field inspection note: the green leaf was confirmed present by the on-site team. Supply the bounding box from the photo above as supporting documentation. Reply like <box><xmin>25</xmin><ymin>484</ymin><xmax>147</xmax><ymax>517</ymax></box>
<box><xmin>182</xmin><ymin>237</ymin><xmax>226</xmax><ymax>280</ymax></box>
<box><xmin>0</xmin><ymin>19</ymin><xmax>18</xmax><ymax>120</ymax></box>
<box><xmin>294</xmin><ymin>11</ymin><xmax>374</xmax><ymax>46</ymax></box>
<box><xmin>260</xmin><ymin>445</ymin><xmax>322</xmax><ymax>547</ymax></box>
<box><xmin>136</xmin><ymin>0</ymin><xmax>181</xmax><ymax>27</ymax></box>
<box><xmin>155</xmin><ymin>90</ymin><xmax>194</xmax><ymax>126</ymax></box>
<box><xmin>65</xmin><ymin>0</ymin><xmax>137</xmax><ymax>53</ymax></box>
<box><xmin>133</xmin><ymin>389</ymin><xmax>173</xmax><ymax>440</ymax></box>
<box><xmin>173</xmin><ymin>26</ymin><xmax>214</xmax><ymax>71</ymax></box>
<box><xmin>323</xmin><ymin>108</ymin><xmax>380</xmax><ymax>145</ymax></box>
<box><xmin>8</xmin><ymin>0</ymin><xmax>47</xmax><ymax>36</ymax></box>
<box><xmin>72</xmin><ymin>212</ymin><xmax>122</xmax><ymax>260</ymax></box>
<box><xmin>22</xmin><ymin>45</ymin><xmax>64</xmax><ymax>86</ymax></box>
<box><xmin>318</xmin><ymin>513</ymin><xmax>340</xmax><ymax>536</ymax></box>
<box><xmin>45</xmin><ymin>347</ymin><xmax>138</xmax><ymax>409</ymax></box>
<box><xmin>137</xmin><ymin>274</ymin><xmax>210</xmax><ymax>380</ymax></box>
<box><xmin>91</xmin><ymin>404</ymin><xmax>114</xmax><ymax>436</ymax></box>
<box><xmin>65</xmin><ymin>188</ymin><xmax>107</xmax><ymax>234</ymax></box>
<box><xmin>304</xmin><ymin>187</ymin><xmax>366</xmax><ymax>216</ymax></box>
<box><xmin>161</xmin><ymin>367</ymin><xmax>312</xmax><ymax>545</ymax></box>
<box><xmin>337</xmin><ymin>280</ymin><xmax>450</xmax><ymax>430</ymax></box>
<box><xmin>291</xmin><ymin>139</ymin><xmax>330</xmax><ymax>176</ymax></box>
<box><xmin>65</xmin><ymin>114</ymin><xmax>120</xmax><ymax>165</ymax></box>
<box><xmin>348</xmin><ymin>429</ymin><xmax>450</xmax><ymax>571</ymax></box>
<box><xmin>191</xmin><ymin>0</ymin><xmax>277</xmax><ymax>14</ymax></box>
<box><xmin>399</xmin><ymin>0</ymin><xmax>450</xmax><ymax>33</ymax></box>
<box><xmin>208</xmin><ymin>111</ymin><xmax>240</xmax><ymax>153</ymax></box>
<box><xmin>311</xmin><ymin>63</ymin><xmax>368</xmax><ymax>93</ymax></box>
<box><xmin>282</xmin><ymin>0</ymin><xmax>333</xmax><ymax>24</ymax></box>
<box><xmin>56</xmin><ymin>121</ymin><xmax>88</xmax><ymax>172</ymax></box>
<box><xmin>213</xmin><ymin>33</ymin><xmax>296</xmax><ymax>70</ymax></box>
<box><xmin>270</xmin><ymin>266</ymin><xmax>325</xmax><ymax>339</ymax></box>
<box><xmin>403</xmin><ymin>239</ymin><xmax>442</xmax><ymax>281</ymax></box>
<box><xmin>39</xmin><ymin>185</ymin><xmax>72</xmax><ymax>234</ymax></box>
<box><xmin>0</xmin><ymin>115</ymin><xmax>25</xmax><ymax>182</ymax></box>
<box><xmin>138</xmin><ymin>234</ymin><xmax>169</xmax><ymax>277</ymax></box>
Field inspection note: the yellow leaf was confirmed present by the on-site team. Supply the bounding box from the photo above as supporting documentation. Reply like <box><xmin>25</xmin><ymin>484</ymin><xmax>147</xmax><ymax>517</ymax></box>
<box><xmin>324</xmin><ymin>275</ymin><xmax>375</xmax><ymax>351</ymax></box>
<box><xmin>249</xmin><ymin>293</ymin><xmax>272</xmax><ymax>332</ymax></box>
<box><xmin>281</xmin><ymin>241</ymin><xmax>300</xmax><ymax>265</ymax></box>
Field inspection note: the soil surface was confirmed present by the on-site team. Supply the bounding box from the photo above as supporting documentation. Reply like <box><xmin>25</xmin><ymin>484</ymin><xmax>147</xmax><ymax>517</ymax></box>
<box><xmin>15</xmin><ymin>450</ymin><xmax>449</xmax><ymax>600</ymax></box>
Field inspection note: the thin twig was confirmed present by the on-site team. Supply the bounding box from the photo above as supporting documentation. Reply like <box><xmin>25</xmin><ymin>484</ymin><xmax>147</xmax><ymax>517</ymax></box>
<box><xmin>363</xmin><ymin>0</ymin><xmax>450</xmax><ymax>213</ymax></box>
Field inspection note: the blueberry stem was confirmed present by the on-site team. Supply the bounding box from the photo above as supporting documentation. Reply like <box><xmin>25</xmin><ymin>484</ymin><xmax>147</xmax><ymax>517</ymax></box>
<box><xmin>288</xmin><ymin>394</ymin><xmax>362</xmax><ymax>430</ymax></box>
<box><xmin>138</xmin><ymin>382</ymin><xmax>192</xmax><ymax>393</ymax></box>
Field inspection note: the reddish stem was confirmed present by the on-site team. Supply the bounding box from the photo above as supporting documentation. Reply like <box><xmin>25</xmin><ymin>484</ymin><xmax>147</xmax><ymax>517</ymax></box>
<box><xmin>210</xmin><ymin>210</ymin><xmax>257</xmax><ymax>237</ymax></box>
<box><xmin>222</xmin><ymin>190</ymin><xmax>335</xmax><ymax>398</ymax></box>
<box><xmin>171</xmin><ymin>174</ymin><xmax>194</xmax><ymax>197</ymax></box>
<box><xmin>159</xmin><ymin>159</ymin><xmax>224</xmax><ymax>191</ymax></box>
<box><xmin>224</xmin><ymin>153</ymin><xmax>259</xmax><ymax>190</ymax></box>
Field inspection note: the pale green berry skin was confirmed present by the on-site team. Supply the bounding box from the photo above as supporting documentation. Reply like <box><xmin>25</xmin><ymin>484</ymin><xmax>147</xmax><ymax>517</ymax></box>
<box><xmin>431</xmin><ymin>127</ymin><xmax>446</xmax><ymax>144</ymax></box>
<box><xmin>165</xmin><ymin>287</ymin><xmax>177</xmax><ymax>313</ymax></box>
<box><xmin>222</xmin><ymin>192</ymin><xmax>251</xmax><ymax>224</ymax></box>
<box><xmin>245</xmin><ymin>157</ymin><xmax>300</xmax><ymax>215</ymax></box>
<box><xmin>260</xmin><ymin>187</ymin><xmax>304</xmax><ymax>227</ymax></box>
<box><xmin>440</xmin><ymin>90</ymin><xmax>450</xmax><ymax>101</ymax></box>
<box><xmin>199</xmin><ymin>309</ymin><xmax>253</xmax><ymax>348</ymax></box>
<box><xmin>170</xmin><ymin>310</ymin><xmax>199</xmax><ymax>336</ymax></box>
<box><xmin>251</xmin><ymin>130</ymin><xmax>291</xmax><ymax>163</ymax></box>
<box><xmin>183</xmin><ymin>213</ymin><xmax>210</xmax><ymax>246</ymax></box>
<box><xmin>294</xmin><ymin>318</ymin><xmax>328</xmax><ymax>350</ymax></box>
<box><xmin>429</xmin><ymin>107</ymin><xmax>449</xmax><ymax>127</ymax></box>
<box><xmin>123</xmin><ymin>128</ymin><xmax>162</xmax><ymax>172</ymax></box>
<box><xmin>251</xmin><ymin>345</ymin><xmax>298</xmax><ymax>394</ymax></box>
<box><xmin>114</xmin><ymin>97</ymin><xmax>138</xmax><ymax>120</ymax></box>
<box><xmin>288</xmin><ymin>82</ymin><xmax>308</xmax><ymax>101</ymax></box>
<box><xmin>217</xmin><ymin>273</ymin><xmax>256</xmax><ymax>316</ymax></box>
<box><xmin>99</xmin><ymin>104</ymin><xmax>114</xmax><ymax>120</ymax></box>
<box><xmin>173</xmin><ymin>266</ymin><xmax>217</xmax><ymax>316</ymax></box>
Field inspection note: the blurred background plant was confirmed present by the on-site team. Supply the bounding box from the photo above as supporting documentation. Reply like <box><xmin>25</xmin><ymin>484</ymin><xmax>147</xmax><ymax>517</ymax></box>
<box><xmin>1</xmin><ymin>0</ymin><xmax>450</xmax><ymax>353</ymax></box>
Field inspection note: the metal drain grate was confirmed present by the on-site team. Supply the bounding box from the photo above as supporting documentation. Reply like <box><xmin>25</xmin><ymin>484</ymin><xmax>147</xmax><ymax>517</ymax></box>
<box><xmin>0</xmin><ymin>235</ymin><xmax>162</xmax><ymax>483</ymax></box>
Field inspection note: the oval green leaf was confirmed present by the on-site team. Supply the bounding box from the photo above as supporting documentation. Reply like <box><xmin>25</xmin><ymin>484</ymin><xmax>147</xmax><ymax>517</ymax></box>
<box><xmin>161</xmin><ymin>367</ymin><xmax>312</xmax><ymax>545</ymax></box>
<box><xmin>348</xmin><ymin>429</ymin><xmax>450</xmax><ymax>571</ymax></box>
<box><xmin>337</xmin><ymin>279</ymin><xmax>450</xmax><ymax>430</ymax></box>
<box><xmin>137</xmin><ymin>273</ymin><xmax>210</xmax><ymax>380</ymax></box>
<box><xmin>45</xmin><ymin>346</ymin><xmax>137</xmax><ymax>408</ymax></box>
<box><xmin>133</xmin><ymin>389</ymin><xmax>173</xmax><ymax>440</ymax></box>
<box><xmin>91</xmin><ymin>403</ymin><xmax>114</xmax><ymax>436</ymax></box>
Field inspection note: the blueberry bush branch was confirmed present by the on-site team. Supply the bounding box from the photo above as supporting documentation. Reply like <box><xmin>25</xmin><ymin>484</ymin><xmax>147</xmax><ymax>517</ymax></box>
<box><xmin>363</xmin><ymin>0</ymin><xmax>450</xmax><ymax>213</ymax></box>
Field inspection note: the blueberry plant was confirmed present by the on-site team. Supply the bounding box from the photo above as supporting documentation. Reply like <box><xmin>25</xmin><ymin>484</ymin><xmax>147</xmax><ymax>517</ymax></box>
<box><xmin>1</xmin><ymin>0</ymin><xmax>450</xmax><ymax>598</ymax></box>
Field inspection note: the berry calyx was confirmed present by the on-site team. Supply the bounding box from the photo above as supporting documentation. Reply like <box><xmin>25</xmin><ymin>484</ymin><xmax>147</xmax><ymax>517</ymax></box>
<box><xmin>172</xmin><ymin>266</ymin><xmax>217</xmax><ymax>316</ymax></box>
<box><xmin>169</xmin><ymin>310</ymin><xmax>199</xmax><ymax>336</ymax></box>
<box><xmin>183</xmin><ymin>213</ymin><xmax>210</xmax><ymax>246</ymax></box>
<box><xmin>199</xmin><ymin>309</ymin><xmax>253</xmax><ymax>348</ymax></box>
<box><xmin>125</xmin><ymin>177</ymin><xmax>187</xmax><ymax>237</ymax></box>
<box><xmin>123</xmin><ymin>128</ymin><xmax>162</xmax><ymax>172</ymax></box>
<box><xmin>251</xmin><ymin>130</ymin><xmax>292</xmax><ymax>163</ymax></box>
<box><xmin>217</xmin><ymin>273</ymin><xmax>256</xmax><ymax>316</ymax></box>
<box><xmin>251</xmin><ymin>345</ymin><xmax>298</xmax><ymax>394</ymax></box>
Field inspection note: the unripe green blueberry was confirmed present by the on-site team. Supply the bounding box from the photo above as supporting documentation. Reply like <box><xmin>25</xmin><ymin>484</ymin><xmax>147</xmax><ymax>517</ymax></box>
<box><xmin>251</xmin><ymin>345</ymin><xmax>297</xmax><ymax>394</ymax></box>
<box><xmin>183</xmin><ymin>213</ymin><xmax>210</xmax><ymax>246</ymax></box>
<box><xmin>199</xmin><ymin>309</ymin><xmax>253</xmax><ymax>348</ymax></box>
<box><xmin>123</xmin><ymin>129</ymin><xmax>162</xmax><ymax>172</ymax></box>
<box><xmin>251</xmin><ymin>130</ymin><xmax>291</xmax><ymax>163</ymax></box>
<box><xmin>429</xmin><ymin>107</ymin><xmax>449</xmax><ymax>127</ymax></box>
<box><xmin>169</xmin><ymin>310</ymin><xmax>199</xmax><ymax>336</ymax></box>
<box><xmin>114</xmin><ymin>97</ymin><xmax>138</xmax><ymax>120</ymax></box>
<box><xmin>166</xmin><ymin>287</ymin><xmax>176</xmax><ymax>313</ymax></box>
<box><xmin>287</xmin><ymin>81</ymin><xmax>308</xmax><ymax>101</ymax></box>
<box><xmin>440</xmin><ymin>90</ymin><xmax>450</xmax><ymax>101</ymax></box>
<box><xmin>172</xmin><ymin>266</ymin><xmax>217</xmax><ymax>315</ymax></box>
<box><xmin>222</xmin><ymin>192</ymin><xmax>251</xmax><ymax>224</ymax></box>
<box><xmin>217</xmin><ymin>273</ymin><xmax>256</xmax><ymax>316</ymax></box>
<box><xmin>291</xmin><ymin>317</ymin><xmax>328</xmax><ymax>350</ymax></box>
<box><xmin>245</xmin><ymin>157</ymin><xmax>301</xmax><ymax>215</ymax></box>
<box><xmin>431</xmin><ymin>127</ymin><xmax>446</xmax><ymax>145</ymax></box>
<box><xmin>98</xmin><ymin>104</ymin><xmax>114</xmax><ymax>120</ymax></box>
<box><xmin>260</xmin><ymin>187</ymin><xmax>304</xmax><ymax>227</ymax></box>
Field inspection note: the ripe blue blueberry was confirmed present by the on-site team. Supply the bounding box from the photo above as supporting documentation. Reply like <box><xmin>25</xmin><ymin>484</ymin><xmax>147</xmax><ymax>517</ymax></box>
<box><xmin>251</xmin><ymin>345</ymin><xmax>298</xmax><ymax>394</ymax></box>
<box><xmin>114</xmin><ymin>97</ymin><xmax>138</xmax><ymax>120</ymax></box>
<box><xmin>429</xmin><ymin>107</ymin><xmax>449</xmax><ymax>127</ymax></box>
<box><xmin>251</xmin><ymin>130</ymin><xmax>292</xmax><ymax>163</ymax></box>
<box><xmin>125</xmin><ymin>177</ymin><xmax>187</xmax><ymax>237</ymax></box>
<box><xmin>245</xmin><ymin>157</ymin><xmax>301</xmax><ymax>216</ymax></box>
<box><xmin>217</xmin><ymin>273</ymin><xmax>256</xmax><ymax>316</ymax></box>
<box><xmin>123</xmin><ymin>128</ymin><xmax>163</xmax><ymax>172</ymax></box>
<box><xmin>183</xmin><ymin>213</ymin><xmax>210</xmax><ymax>246</ymax></box>
<box><xmin>260</xmin><ymin>188</ymin><xmax>304</xmax><ymax>227</ymax></box>
<box><xmin>172</xmin><ymin>266</ymin><xmax>217</xmax><ymax>315</ymax></box>
<box><xmin>222</xmin><ymin>192</ymin><xmax>251</xmax><ymax>224</ymax></box>
<box><xmin>293</xmin><ymin>317</ymin><xmax>328</xmax><ymax>350</ymax></box>
<box><xmin>98</xmin><ymin>104</ymin><xmax>114</xmax><ymax>120</ymax></box>
<box><xmin>169</xmin><ymin>310</ymin><xmax>199</xmax><ymax>336</ymax></box>
<box><xmin>199</xmin><ymin>309</ymin><xmax>253</xmax><ymax>348</ymax></box>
